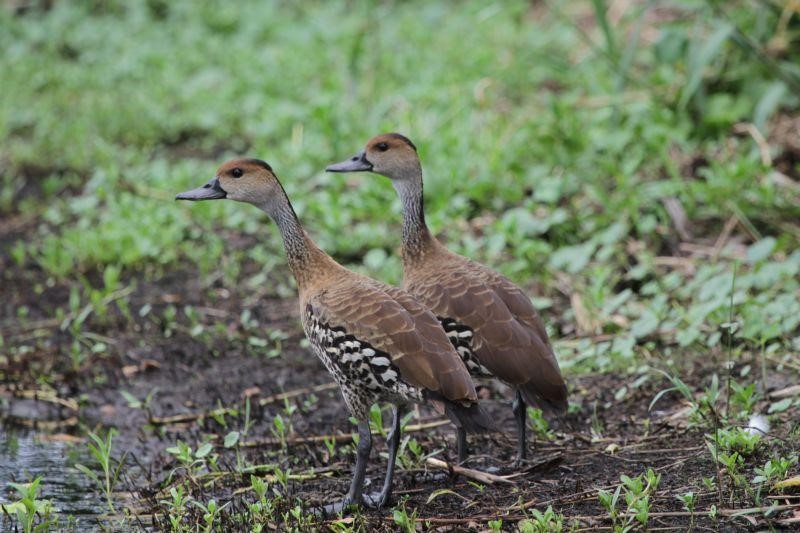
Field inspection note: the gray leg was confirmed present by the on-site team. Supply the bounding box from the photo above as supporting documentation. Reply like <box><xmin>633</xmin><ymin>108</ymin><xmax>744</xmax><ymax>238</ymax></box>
<box><xmin>457</xmin><ymin>426</ymin><xmax>468</xmax><ymax>464</ymax></box>
<box><xmin>512</xmin><ymin>389</ymin><xmax>527</xmax><ymax>466</ymax></box>
<box><xmin>366</xmin><ymin>405</ymin><xmax>402</xmax><ymax>508</ymax></box>
<box><xmin>323</xmin><ymin>420</ymin><xmax>372</xmax><ymax>515</ymax></box>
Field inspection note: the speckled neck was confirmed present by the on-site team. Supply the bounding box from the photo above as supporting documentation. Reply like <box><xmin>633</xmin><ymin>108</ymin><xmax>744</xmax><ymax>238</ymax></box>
<box><xmin>260</xmin><ymin>182</ymin><xmax>337</xmax><ymax>290</ymax></box>
<box><xmin>392</xmin><ymin>171</ymin><xmax>435</xmax><ymax>262</ymax></box>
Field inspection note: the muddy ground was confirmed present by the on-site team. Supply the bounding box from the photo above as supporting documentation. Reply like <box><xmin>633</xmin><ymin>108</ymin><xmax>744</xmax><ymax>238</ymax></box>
<box><xmin>1</xmin><ymin>217</ymin><xmax>799</xmax><ymax>532</ymax></box>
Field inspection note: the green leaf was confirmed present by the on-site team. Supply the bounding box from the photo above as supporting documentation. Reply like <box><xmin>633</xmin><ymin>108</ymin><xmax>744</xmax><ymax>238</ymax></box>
<box><xmin>753</xmin><ymin>82</ymin><xmax>786</xmax><ymax>132</ymax></box>
<box><xmin>223</xmin><ymin>431</ymin><xmax>240</xmax><ymax>448</ymax></box>
<box><xmin>747</xmin><ymin>237</ymin><xmax>776</xmax><ymax>264</ymax></box>
<box><xmin>75</xmin><ymin>463</ymin><xmax>100</xmax><ymax>483</ymax></box>
<box><xmin>120</xmin><ymin>390</ymin><xmax>141</xmax><ymax>408</ymax></box>
<box><xmin>679</xmin><ymin>23</ymin><xmax>733</xmax><ymax>108</ymax></box>
<box><xmin>195</xmin><ymin>442</ymin><xmax>214</xmax><ymax>458</ymax></box>
<box><xmin>631</xmin><ymin>309</ymin><xmax>659</xmax><ymax>338</ymax></box>
<box><xmin>768</xmin><ymin>398</ymin><xmax>792</xmax><ymax>414</ymax></box>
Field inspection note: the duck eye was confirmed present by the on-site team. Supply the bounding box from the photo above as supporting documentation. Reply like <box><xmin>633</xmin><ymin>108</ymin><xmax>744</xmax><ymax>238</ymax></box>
<box><xmin>377</xmin><ymin>142</ymin><xmax>389</xmax><ymax>152</ymax></box>
<box><xmin>231</xmin><ymin>168</ymin><xmax>243</xmax><ymax>178</ymax></box>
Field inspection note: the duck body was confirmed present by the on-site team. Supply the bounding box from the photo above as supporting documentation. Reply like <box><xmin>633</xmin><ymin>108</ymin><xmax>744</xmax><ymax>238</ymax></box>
<box><xmin>401</xmin><ymin>237</ymin><xmax>567</xmax><ymax>415</ymax></box>
<box><xmin>327</xmin><ymin>133</ymin><xmax>568</xmax><ymax>464</ymax></box>
<box><xmin>299</xmin><ymin>267</ymin><xmax>478</xmax><ymax>421</ymax></box>
<box><xmin>176</xmin><ymin>158</ymin><xmax>488</xmax><ymax>512</ymax></box>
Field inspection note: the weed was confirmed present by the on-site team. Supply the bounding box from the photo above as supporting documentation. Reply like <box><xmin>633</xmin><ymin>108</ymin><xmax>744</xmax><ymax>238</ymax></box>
<box><xmin>527</xmin><ymin>407</ymin><xmax>556</xmax><ymax>441</ymax></box>
<box><xmin>392</xmin><ymin>498</ymin><xmax>418</xmax><ymax>533</ymax></box>
<box><xmin>677</xmin><ymin>491</ymin><xmax>698</xmax><ymax>530</ymax></box>
<box><xmin>271</xmin><ymin>414</ymin><xmax>291</xmax><ymax>450</ymax></box>
<box><xmin>191</xmin><ymin>498</ymin><xmax>228</xmax><ymax>532</ymax></box>
<box><xmin>369</xmin><ymin>404</ymin><xmax>386</xmax><ymax>438</ymax></box>
<box><xmin>520</xmin><ymin>506</ymin><xmax>566</xmax><ymax>532</ymax></box>
<box><xmin>1</xmin><ymin>477</ymin><xmax>55</xmax><ymax>533</ymax></box>
<box><xmin>74</xmin><ymin>429</ymin><xmax>124</xmax><ymax>515</ymax></box>
<box><xmin>598</xmin><ymin>468</ymin><xmax>660</xmax><ymax>531</ymax></box>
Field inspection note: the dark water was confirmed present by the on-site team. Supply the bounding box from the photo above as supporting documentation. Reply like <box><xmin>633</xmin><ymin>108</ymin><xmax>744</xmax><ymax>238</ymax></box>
<box><xmin>0</xmin><ymin>429</ymin><xmax>104</xmax><ymax>530</ymax></box>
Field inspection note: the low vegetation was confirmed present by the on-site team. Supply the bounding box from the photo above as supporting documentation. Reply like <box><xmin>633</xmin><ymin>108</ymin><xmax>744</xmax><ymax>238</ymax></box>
<box><xmin>2</xmin><ymin>0</ymin><xmax>799</xmax><ymax>530</ymax></box>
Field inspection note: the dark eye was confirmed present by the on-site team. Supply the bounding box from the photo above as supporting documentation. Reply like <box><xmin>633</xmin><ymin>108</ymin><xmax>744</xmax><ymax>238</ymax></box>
<box><xmin>377</xmin><ymin>142</ymin><xmax>389</xmax><ymax>152</ymax></box>
<box><xmin>231</xmin><ymin>168</ymin><xmax>243</xmax><ymax>178</ymax></box>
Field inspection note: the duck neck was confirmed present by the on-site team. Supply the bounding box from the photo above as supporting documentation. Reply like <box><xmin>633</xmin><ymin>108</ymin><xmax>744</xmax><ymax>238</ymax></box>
<box><xmin>392</xmin><ymin>170</ymin><xmax>434</xmax><ymax>262</ymax></box>
<box><xmin>260</xmin><ymin>183</ymin><xmax>335</xmax><ymax>290</ymax></box>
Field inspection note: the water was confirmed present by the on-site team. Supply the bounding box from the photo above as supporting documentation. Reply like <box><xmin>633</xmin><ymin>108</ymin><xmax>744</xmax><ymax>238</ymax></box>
<box><xmin>0</xmin><ymin>429</ymin><xmax>104</xmax><ymax>530</ymax></box>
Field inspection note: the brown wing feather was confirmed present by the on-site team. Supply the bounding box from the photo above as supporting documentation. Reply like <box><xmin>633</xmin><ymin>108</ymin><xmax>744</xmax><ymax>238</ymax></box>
<box><xmin>304</xmin><ymin>274</ymin><xmax>477</xmax><ymax>404</ymax></box>
<box><xmin>405</xmin><ymin>253</ymin><xmax>567</xmax><ymax>413</ymax></box>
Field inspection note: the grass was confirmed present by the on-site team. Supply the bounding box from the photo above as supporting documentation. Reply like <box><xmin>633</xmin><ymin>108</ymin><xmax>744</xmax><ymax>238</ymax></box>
<box><xmin>2</xmin><ymin>0</ymin><xmax>800</xmax><ymax>530</ymax></box>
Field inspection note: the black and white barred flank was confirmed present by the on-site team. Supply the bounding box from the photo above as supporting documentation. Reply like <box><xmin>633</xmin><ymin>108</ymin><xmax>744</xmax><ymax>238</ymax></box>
<box><xmin>438</xmin><ymin>316</ymin><xmax>491</xmax><ymax>376</ymax></box>
<box><xmin>303</xmin><ymin>306</ymin><xmax>422</xmax><ymax>418</ymax></box>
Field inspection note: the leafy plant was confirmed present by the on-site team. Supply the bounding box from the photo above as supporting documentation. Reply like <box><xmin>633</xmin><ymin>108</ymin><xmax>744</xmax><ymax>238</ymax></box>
<box><xmin>520</xmin><ymin>506</ymin><xmax>565</xmax><ymax>533</ymax></box>
<box><xmin>75</xmin><ymin>429</ymin><xmax>125</xmax><ymax>514</ymax></box>
<box><xmin>1</xmin><ymin>477</ymin><xmax>55</xmax><ymax>533</ymax></box>
<box><xmin>598</xmin><ymin>468</ymin><xmax>661</xmax><ymax>532</ymax></box>
<box><xmin>392</xmin><ymin>499</ymin><xmax>418</xmax><ymax>533</ymax></box>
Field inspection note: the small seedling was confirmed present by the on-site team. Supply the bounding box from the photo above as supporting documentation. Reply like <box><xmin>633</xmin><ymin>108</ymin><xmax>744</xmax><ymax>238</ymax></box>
<box><xmin>677</xmin><ymin>491</ymin><xmax>697</xmax><ymax>530</ymax></box>
<box><xmin>1</xmin><ymin>477</ymin><xmax>55</xmax><ymax>533</ymax></box>
<box><xmin>527</xmin><ymin>407</ymin><xmax>555</xmax><ymax>441</ymax></box>
<box><xmin>520</xmin><ymin>505</ymin><xmax>565</xmax><ymax>533</ymax></box>
<box><xmin>75</xmin><ymin>428</ymin><xmax>125</xmax><ymax>515</ymax></box>
<box><xmin>271</xmin><ymin>414</ymin><xmax>290</xmax><ymax>449</ymax></box>
<box><xmin>323</xmin><ymin>435</ymin><xmax>337</xmax><ymax>459</ymax></box>
<box><xmin>392</xmin><ymin>499</ymin><xmax>418</xmax><ymax>533</ymax></box>
<box><xmin>369</xmin><ymin>404</ymin><xmax>386</xmax><ymax>438</ymax></box>
<box><xmin>599</xmin><ymin>468</ymin><xmax>660</xmax><ymax>531</ymax></box>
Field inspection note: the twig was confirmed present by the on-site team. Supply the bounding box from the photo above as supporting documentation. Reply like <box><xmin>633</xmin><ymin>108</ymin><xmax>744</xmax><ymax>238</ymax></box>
<box><xmin>258</xmin><ymin>383</ymin><xmax>338</xmax><ymax>407</ymax></box>
<box><xmin>238</xmin><ymin>420</ymin><xmax>452</xmax><ymax>448</ymax></box>
<box><xmin>711</xmin><ymin>215</ymin><xmax>739</xmax><ymax>261</ymax></box>
<box><xmin>149</xmin><ymin>383</ymin><xmax>340</xmax><ymax>425</ymax></box>
<box><xmin>733</xmin><ymin>123</ymin><xmax>772</xmax><ymax>166</ymax></box>
<box><xmin>769</xmin><ymin>385</ymin><xmax>800</xmax><ymax>399</ymax></box>
<box><xmin>149</xmin><ymin>407</ymin><xmax>233</xmax><ymax>426</ymax></box>
<box><xmin>0</xmin><ymin>386</ymin><xmax>79</xmax><ymax>411</ymax></box>
<box><xmin>424</xmin><ymin>457</ymin><xmax>516</xmax><ymax>485</ymax></box>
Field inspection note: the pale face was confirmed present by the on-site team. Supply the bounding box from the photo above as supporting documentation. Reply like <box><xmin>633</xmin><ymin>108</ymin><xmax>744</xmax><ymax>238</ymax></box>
<box><xmin>175</xmin><ymin>158</ymin><xmax>279</xmax><ymax>206</ymax></box>
<box><xmin>326</xmin><ymin>133</ymin><xmax>420</xmax><ymax>180</ymax></box>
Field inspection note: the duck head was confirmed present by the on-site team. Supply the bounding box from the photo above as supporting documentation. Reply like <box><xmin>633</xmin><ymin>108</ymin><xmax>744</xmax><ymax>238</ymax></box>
<box><xmin>176</xmin><ymin>158</ymin><xmax>282</xmax><ymax>207</ymax></box>
<box><xmin>326</xmin><ymin>133</ymin><xmax>421</xmax><ymax>181</ymax></box>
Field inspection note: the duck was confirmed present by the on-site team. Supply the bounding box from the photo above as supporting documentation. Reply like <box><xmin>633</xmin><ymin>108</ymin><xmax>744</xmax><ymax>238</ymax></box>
<box><xmin>327</xmin><ymin>134</ymin><xmax>568</xmax><ymax>465</ymax></box>
<box><xmin>176</xmin><ymin>158</ymin><xmax>492</xmax><ymax>512</ymax></box>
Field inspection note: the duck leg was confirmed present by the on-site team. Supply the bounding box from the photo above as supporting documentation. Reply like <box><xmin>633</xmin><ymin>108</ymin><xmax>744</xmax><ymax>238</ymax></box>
<box><xmin>512</xmin><ymin>389</ymin><xmax>527</xmax><ymax>466</ymax></box>
<box><xmin>323</xmin><ymin>420</ymin><xmax>372</xmax><ymax>515</ymax></box>
<box><xmin>456</xmin><ymin>426</ymin><xmax>468</xmax><ymax>463</ymax></box>
<box><xmin>365</xmin><ymin>405</ymin><xmax>402</xmax><ymax>508</ymax></box>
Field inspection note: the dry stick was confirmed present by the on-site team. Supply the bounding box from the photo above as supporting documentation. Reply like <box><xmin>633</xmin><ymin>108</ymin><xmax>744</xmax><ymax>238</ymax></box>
<box><xmin>0</xmin><ymin>387</ymin><xmax>79</xmax><ymax>411</ymax></box>
<box><xmin>770</xmin><ymin>385</ymin><xmax>800</xmax><ymax>399</ymax></box>
<box><xmin>733</xmin><ymin>123</ymin><xmax>772</xmax><ymax>166</ymax></box>
<box><xmin>765</xmin><ymin>355</ymin><xmax>800</xmax><ymax>372</ymax></box>
<box><xmin>711</xmin><ymin>215</ymin><xmax>739</xmax><ymax>261</ymax></box>
<box><xmin>424</xmin><ymin>457</ymin><xmax>516</xmax><ymax>485</ymax></box>
<box><xmin>257</xmin><ymin>382</ymin><xmax>338</xmax><ymax>407</ymax></box>
<box><xmin>149</xmin><ymin>383</ymin><xmax>339</xmax><ymax>425</ymax></box>
<box><xmin>238</xmin><ymin>419</ymin><xmax>451</xmax><ymax>448</ymax></box>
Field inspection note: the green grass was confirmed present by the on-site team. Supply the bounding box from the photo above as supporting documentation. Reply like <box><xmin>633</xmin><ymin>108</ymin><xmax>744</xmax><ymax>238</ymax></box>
<box><xmin>6</xmin><ymin>0</ymin><xmax>798</xmax><ymax>371</ymax></box>
<box><xmin>2</xmin><ymin>0</ymin><xmax>800</xmax><ymax>530</ymax></box>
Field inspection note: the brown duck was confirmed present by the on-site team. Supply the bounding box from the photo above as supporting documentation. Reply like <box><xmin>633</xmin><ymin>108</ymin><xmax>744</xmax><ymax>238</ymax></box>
<box><xmin>176</xmin><ymin>158</ymin><xmax>490</xmax><ymax>512</ymax></box>
<box><xmin>328</xmin><ymin>134</ymin><xmax>568</xmax><ymax>464</ymax></box>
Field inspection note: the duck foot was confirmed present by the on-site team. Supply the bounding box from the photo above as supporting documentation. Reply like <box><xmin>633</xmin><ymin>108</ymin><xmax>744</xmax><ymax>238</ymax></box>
<box><xmin>363</xmin><ymin>490</ymin><xmax>391</xmax><ymax>509</ymax></box>
<box><xmin>317</xmin><ymin>496</ymin><xmax>362</xmax><ymax>516</ymax></box>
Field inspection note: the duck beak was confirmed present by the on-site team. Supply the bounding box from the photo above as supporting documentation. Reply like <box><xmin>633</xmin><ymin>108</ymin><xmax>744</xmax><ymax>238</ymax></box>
<box><xmin>175</xmin><ymin>177</ymin><xmax>227</xmax><ymax>201</ymax></box>
<box><xmin>325</xmin><ymin>151</ymin><xmax>373</xmax><ymax>173</ymax></box>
